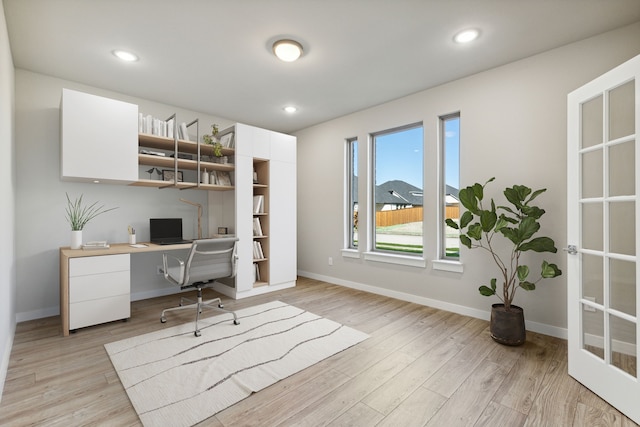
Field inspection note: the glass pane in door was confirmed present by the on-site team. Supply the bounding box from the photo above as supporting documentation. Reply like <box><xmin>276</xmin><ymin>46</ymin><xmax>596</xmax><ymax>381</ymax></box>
<box><xmin>609</xmin><ymin>141</ymin><xmax>635</xmax><ymax>197</ymax></box>
<box><xmin>582</xmin><ymin>95</ymin><xmax>603</xmax><ymax>148</ymax></box>
<box><xmin>583</xmin><ymin>253</ymin><xmax>604</xmax><ymax>304</ymax></box>
<box><xmin>583</xmin><ymin>307</ymin><xmax>605</xmax><ymax>360</ymax></box>
<box><xmin>582</xmin><ymin>203</ymin><xmax>603</xmax><ymax>251</ymax></box>
<box><xmin>609</xmin><ymin>315</ymin><xmax>637</xmax><ymax>378</ymax></box>
<box><xmin>609</xmin><ymin>80</ymin><xmax>635</xmax><ymax>141</ymax></box>
<box><xmin>609</xmin><ymin>201</ymin><xmax>636</xmax><ymax>256</ymax></box>
<box><xmin>610</xmin><ymin>258</ymin><xmax>636</xmax><ymax>316</ymax></box>
<box><xmin>582</xmin><ymin>150</ymin><xmax>603</xmax><ymax>198</ymax></box>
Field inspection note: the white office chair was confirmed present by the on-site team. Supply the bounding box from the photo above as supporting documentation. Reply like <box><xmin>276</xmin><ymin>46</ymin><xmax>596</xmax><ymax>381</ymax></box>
<box><xmin>160</xmin><ymin>237</ymin><xmax>239</xmax><ymax>336</ymax></box>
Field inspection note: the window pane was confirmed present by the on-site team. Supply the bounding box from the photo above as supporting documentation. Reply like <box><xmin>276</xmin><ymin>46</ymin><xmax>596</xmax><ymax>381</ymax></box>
<box><xmin>443</xmin><ymin>114</ymin><xmax>460</xmax><ymax>259</ymax></box>
<box><xmin>347</xmin><ymin>138</ymin><xmax>358</xmax><ymax>248</ymax></box>
<box><xmin>373</xmin><ymin>124</ymin><xmax>423</xmax><ymax>254</ymax></box>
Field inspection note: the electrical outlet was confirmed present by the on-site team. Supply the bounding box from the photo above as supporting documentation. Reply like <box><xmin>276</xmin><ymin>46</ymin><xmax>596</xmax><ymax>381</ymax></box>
<box><xmin>584</xmin><ymin>296</ymin><xmax>597</xmax><ymax>312</ymax></box>
<box><xmin>328</xmin><ymin>257</ymin><xmax>333</xmax><ymax>266</ymax></box>
<box><xmin>156</xmin><ymin>265</ymin><xmax>164</xmax><ymax>275</ymax></box>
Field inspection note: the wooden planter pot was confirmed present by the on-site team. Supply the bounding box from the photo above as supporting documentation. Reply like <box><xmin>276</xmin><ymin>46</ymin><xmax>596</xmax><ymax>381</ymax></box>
<box><xmin>490</xmin><ymin>303</ymin><xmax>526</xmax><ymax>346</ymax></box>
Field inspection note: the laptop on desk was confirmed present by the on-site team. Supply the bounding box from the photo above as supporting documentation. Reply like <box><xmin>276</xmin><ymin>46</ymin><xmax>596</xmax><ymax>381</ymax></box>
<box><xmin>149</xmin><ymin>218</ymin><xmax>192</xmax><ymax>245</ymax></box>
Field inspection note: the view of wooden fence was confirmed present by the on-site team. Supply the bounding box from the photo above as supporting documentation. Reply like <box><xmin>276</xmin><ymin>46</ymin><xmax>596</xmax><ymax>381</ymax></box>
<box><xmin>375</xmin><ymin>205</ymin><xmax>460</xmax><ymax>227</ymax></box>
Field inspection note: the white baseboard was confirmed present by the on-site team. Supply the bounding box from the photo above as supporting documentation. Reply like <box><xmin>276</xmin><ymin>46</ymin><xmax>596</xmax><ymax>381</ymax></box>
<box><xmin>15</xmin><ymin>306</ymin><xmax>59</xmax><ymax>323</ymax></box>
<box><xmin>297</xmin><ymin>270</ymin><xmax>568</xmax><ymax>340</ymax></box>
<box><xmin>211</xmin><ymin>281</ymin><xmax>296</xmax><ymax>300</ymax></box>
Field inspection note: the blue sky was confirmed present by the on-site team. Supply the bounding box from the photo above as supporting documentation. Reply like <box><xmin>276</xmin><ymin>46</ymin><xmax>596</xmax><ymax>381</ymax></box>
<box><xmin>374</xmin><ymin>118</ymin><xmax>460</xmax><ymax>190</ymax></box>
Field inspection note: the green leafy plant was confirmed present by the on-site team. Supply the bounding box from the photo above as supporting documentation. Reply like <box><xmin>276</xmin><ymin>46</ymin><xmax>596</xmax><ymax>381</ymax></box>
<box><xmin>445</xmin><ymin>177</ymin><xmax>562</xmax><ymax>310</ymax></box>
<box><xmin>65</xmin><ymin>193</ymin><xmax>118</xmax><ymax>231</ymax></box>
<box><xmin>202</xmin><ymin>124</ymin><xmax>222</xmax><ymax>157</ymax></box>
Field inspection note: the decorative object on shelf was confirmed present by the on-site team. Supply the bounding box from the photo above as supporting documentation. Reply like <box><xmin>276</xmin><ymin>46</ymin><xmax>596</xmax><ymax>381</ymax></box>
<box><xmin>162</xmin><ymin>169</ymin><xmax>183</xmax><ymax>182</ymax></box>
<box><xmin>179</xmin><ymin>198</ymin><xmax>203</xmax><ymax>239</ymax></box>
<box><xmin>201</xmin><ymin>168</ymin><xmax>209</xmax><ymax>185</ymax></box>
<box><xmin>65</xmin><ymin>193</ymin><xmax>118</xmax><ymax>249</ymax></box>
<box><xmin>146</xmin><ymin>167</ymin><xmax>161</xmax><ymax>179</ymax></box>
<box><xmin>445</xmin><ymin>178</ymin><xmax>562</xmax><ymax>345</ymax></box>
<box><xmin>202</xmin><ymin>124</ymin><xmax>223</xmax><ymax>159</ymax></box>
<box><xmin>218</xmin><ymin>227</ymin><xmax>228</xmax><ymax>235</ymax></box>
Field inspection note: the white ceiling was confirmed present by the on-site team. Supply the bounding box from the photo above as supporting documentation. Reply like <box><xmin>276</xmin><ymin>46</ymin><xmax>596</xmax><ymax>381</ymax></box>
<box><xmin>4</xmin><ymin>0</ymin><xmax>640</xmax><ymax>134</ymax></box>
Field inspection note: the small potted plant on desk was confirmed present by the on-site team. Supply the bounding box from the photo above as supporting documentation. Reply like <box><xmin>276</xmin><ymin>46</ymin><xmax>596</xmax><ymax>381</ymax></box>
<box><xmin>202</xmin><ymin>124</ymin><xmax>226</xmax><ymax>163</ymax></box>
<box><xmin>65</xmin><ymin>193</ymin><xmax>118</xmax><ymax>249</ymax></box>
<box><xmin>445</xmin><ymin>177</ymin><xmax>562</xmax><ymax>345</ymax></box>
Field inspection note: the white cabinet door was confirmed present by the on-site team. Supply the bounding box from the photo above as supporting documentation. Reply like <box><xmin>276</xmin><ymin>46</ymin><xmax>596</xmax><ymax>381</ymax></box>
<box><xmin>269</xmin><ymin>159</ymin><xmax>297</xmax><ymax>286</ymax></box>
<box><xmin>61</xmin><ymin>88</ymin><xmax>138</xmax><ymax>184</ymax></box>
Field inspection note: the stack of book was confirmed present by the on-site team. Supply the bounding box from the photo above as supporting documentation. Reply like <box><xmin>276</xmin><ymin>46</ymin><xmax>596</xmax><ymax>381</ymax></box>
<box><xmin>82</xmin><ymin>241</ymin><xmax>110</xmax><ymax>250</ymax></box>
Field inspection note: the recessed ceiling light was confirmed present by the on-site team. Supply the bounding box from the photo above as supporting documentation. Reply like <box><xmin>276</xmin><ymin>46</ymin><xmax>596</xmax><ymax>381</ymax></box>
<box><xmin>283</xmin><ymin>106</ymin><xmax>297</xmax><ymax>113</ymax></box>
<box><xmin>453</xmin><ymin>29</ymin><xmax>480</xmax><ymax>44</ymax></box>
<box><xmin>112</xmin><ymin>49</ymin><xmax>139</xmax><ymax>62</ymax></box>
<box><xmin>273</xmin><ymin>40</ymin><xmax>303</xmax><ymax>62</ymax></box>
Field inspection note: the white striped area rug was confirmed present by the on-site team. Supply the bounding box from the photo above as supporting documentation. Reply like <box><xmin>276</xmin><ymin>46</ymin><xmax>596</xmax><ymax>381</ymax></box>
<box><xmin>105</xmin><ymin>300</ymin><xmax>369</xmax><ymax>427</ymax></box>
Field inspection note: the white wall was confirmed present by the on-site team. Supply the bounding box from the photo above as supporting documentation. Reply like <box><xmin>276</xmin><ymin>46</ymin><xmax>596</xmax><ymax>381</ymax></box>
<box><xmin>295</xmin><ymin>22</ymin><xmax>640</xmax><ymax>337</ymax></box>
<box><xmin>0</xmin><ymin>0</ymin><xmax>15</xmax><ymax>400</ymax></box>
<box><xmin>14</xmin><ymin>71</ymin><xmax>236</xmax><ymax>320</ymax></box>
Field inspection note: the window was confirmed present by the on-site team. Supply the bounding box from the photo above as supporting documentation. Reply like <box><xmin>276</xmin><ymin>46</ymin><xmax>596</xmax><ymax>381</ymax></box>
<box><xmin>372</xmin><ymin>123</ymin><xmax>423</xmax><ymax>255</ymax></box>
<box><xmin>442</xmin><ymin>113</ymin><xmax>460</xmax><ymax>259</ymax></box>
<box><xmin>346</xmin><ymin>138</ymin><xmax>358</xmax><ymax>248</ymax></box>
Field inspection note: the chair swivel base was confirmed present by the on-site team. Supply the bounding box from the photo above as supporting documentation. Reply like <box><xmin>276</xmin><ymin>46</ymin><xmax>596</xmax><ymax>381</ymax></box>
<box><xmin>160</xmin><ymin>287</ymin><xmax>239</xmax><ymax>337</ymax></box>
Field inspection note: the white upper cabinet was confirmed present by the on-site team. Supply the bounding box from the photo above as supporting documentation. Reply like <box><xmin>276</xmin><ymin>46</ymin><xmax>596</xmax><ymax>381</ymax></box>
<box><xmin>60</xmin><ymin>89</ymin><xmax>138</xmax><ymax>184</ymax></box>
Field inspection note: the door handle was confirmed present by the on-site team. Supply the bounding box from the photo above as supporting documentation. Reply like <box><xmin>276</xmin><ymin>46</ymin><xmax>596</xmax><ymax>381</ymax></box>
<box><xmin>563</xmin><ymin>245</ymin><xmax>578</xmax><ymax>255</ymax></box>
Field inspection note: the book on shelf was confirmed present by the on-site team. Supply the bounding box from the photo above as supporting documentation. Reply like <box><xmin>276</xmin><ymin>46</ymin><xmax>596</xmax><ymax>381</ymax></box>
<box><xmin>220</xmin><ymin>132</ymin><xmax>234</xmax><ymax>148</ymax></box>
<box><xmin>253</xmin><ymin>195</ymin><xmax>264</xmax><ymax>214</ymax></box>
<box><xmin>179</xmin><ymin>122</ymin><xmax>190</xmax><ymax>141</ymax></box>
<box><xmin>138</xmin><ymin>113</ymin><xmax>175</xmax><ymax>139</ymax></box>
<box><xmin>216</xmin><ymin>171</ymin><xmax>232</xmax><ymax>187</ymax></box>
<box><xmin>253</xmin><ymin>217</ymin><xmax>263</xmax><ymax>236</ymax></box>
<box><xmin>252</xmin><ymin>263</ymin><xmax>259</xmax><ymax>283</ymax></box>
<box><xmin>140</xmin><ymin>149</ymin><xmax>166</xmax><ymax>156</ymax></box>
<box><xmin>253</xmin><ymin>241</ymin><xmax>264</xmax><ymax>259</ymax></box>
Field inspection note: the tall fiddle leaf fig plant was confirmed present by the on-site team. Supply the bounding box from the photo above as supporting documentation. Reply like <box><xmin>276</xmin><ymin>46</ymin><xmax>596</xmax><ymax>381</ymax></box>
<box><xmin>445</xmin><ymin>178</ymin><xmax>562</xmax><ymax>310</ymax></box>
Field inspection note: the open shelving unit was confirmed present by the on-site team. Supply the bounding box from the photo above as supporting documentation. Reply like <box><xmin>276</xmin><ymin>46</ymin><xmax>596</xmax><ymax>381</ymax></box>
<box><xmin>252</xmin><ymin>159</ymin><xmax>269</xmax><ymax>287</ymax></box>
<box><xmin>132</xmin><ymin>120</ymin><xmax>235</xmax><ymax>191</ymax></box>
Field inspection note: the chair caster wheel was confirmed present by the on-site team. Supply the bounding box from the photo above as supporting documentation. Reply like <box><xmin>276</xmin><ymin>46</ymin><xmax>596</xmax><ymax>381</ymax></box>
<box><xmin>160</xmin><ymin>317</ymin><xmax>166</xmax><ymax>323</ymax></box>
<box><xmin>218</xmin><ymin>304</ymin><xmax>224</xmax><ymax>309</ymax></box>
<box><xmin>194</xmin><ymin>330</ymin><xmax>201</xmax><ymax>337</ymax></box>
<box><xmin>233</xmin><ymin>320</ymin><xmax>240</xmax><ymax>325</ymax></box>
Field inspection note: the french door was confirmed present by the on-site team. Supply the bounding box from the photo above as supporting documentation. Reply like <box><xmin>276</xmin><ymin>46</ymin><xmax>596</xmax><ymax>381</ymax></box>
<box><xmin>567</xmin><ymin>53</ymin><xmax>640</xmax><ymax>424</ymax></box>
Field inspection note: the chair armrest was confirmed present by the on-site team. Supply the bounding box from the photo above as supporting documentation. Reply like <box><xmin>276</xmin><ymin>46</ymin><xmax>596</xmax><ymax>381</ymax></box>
<box><xmin>162</xmin><ymin>253</ymin><xmax>185</xmax><ymax>286</ymax></box>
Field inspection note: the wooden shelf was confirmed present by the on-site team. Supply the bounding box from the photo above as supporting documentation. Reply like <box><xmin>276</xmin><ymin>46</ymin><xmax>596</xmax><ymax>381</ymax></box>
<box><xmin>129</xmin><ymin>179</ymin><xmax>234</xmax><ymax>190</ymax></box>
<box><xmin>139</xmin><ymin>133</ymin><xmax>234</xmax><ymax>157</ymax></box>
<box><xmin>138</xmin><ymin>154</ymin><xmax>234</xmax><ymax>172</ymax></box>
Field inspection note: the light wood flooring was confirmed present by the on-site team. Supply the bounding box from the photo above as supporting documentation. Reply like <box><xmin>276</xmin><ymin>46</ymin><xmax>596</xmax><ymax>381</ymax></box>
<box><xmin>0</xmin><ymin>277</ymin><xmax>637</xmax><ymax>426</ymax></box>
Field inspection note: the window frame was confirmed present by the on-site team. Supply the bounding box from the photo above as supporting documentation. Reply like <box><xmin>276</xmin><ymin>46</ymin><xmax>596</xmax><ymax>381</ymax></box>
<box><xmin>345</xmin><ymin>137</ymin><xmax>358</xmax><ymax>249</ymax></box>
<box><xmin>369</xmin><ymin>122</ymin><xmax>424</xmax><ymax>257</ymax></box>
<box><xmin>433</xmin><ymin>112</ymin><xmax>464</xmax><ymax>273</ymax></box>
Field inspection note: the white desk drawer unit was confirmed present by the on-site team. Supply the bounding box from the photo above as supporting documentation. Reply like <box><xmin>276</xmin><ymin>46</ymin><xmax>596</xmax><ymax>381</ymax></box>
<box><xmin>68</xmin><ymin>253</ymin><xmax>131</xmax><ymax>330</ymax></box>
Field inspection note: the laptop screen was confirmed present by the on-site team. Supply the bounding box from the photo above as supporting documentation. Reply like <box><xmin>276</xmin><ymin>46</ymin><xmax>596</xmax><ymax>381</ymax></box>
<box><xmin>149</xmin><ymin>218</ymin><xmax>183</xmax><ymax>244</ymax></box>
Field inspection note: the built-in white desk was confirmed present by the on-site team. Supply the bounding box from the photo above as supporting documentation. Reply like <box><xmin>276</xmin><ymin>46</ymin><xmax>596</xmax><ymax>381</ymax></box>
<box><xmin>59</xmin><ymin>242</ymin><xmax>192</xmax><ymax>336</ymax></box>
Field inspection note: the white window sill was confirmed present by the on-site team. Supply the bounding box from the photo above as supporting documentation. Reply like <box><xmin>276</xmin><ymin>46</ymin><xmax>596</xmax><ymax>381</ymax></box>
<box><xmin>341</xmin><ymin>248</ymin><xmax>361</xmax><ymax>259</ymax></box>
<box><xmin>363</xmin><ymin>251</ymin><xmax>426</xmax><ymax>268</ymax></box>
<box><xmin>432</xmin><ymin>259</ymin><xmax>464</xmax><ymax>273</ymax></box>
